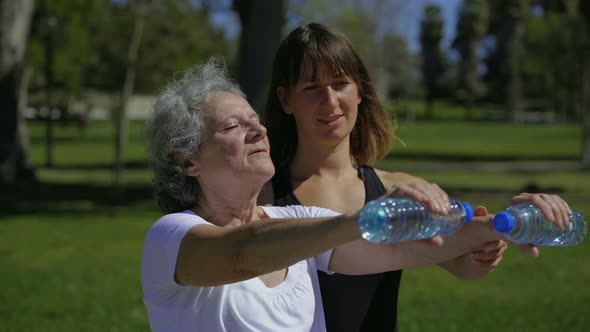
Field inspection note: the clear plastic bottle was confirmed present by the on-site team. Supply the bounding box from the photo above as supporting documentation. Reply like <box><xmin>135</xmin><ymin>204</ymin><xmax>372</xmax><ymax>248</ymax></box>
<box><xmin>358</xmin><ymin>198</ymin><xmax>474</xmax><ymax>244</ymax></box>
<box><xmin>492</xmin><ymin>204</ymin><xmax>587</xmax><ymax>246</ymax></box>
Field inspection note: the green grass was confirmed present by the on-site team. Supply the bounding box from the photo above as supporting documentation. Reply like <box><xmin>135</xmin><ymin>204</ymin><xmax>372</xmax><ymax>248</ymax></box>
<box><xmin>27</xmin><ymin>120</ymin><xmax>148</xmax><ymax>166</ymax></box>
<box><xmin>399</xmin><ymin>241</ymin><xmax>590</xmax><ymax>332</ymax></box>
<box><xmin>2</xmin><ymin>118</ymin><xmax>589</xmax><ymax>331</ymax></box>
<box><xmin>0</xmin><ymin>211</ymin><xmax>156</xmax><ymax>332</ymax></box>
<box><xmin>391</xmin><ymin>121</ymin><xmax>580</xmax><ymax>160</ymax></box>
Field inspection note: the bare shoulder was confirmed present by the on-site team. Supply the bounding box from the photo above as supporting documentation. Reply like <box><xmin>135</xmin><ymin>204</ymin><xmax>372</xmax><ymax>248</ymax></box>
<box><xmin>373</xmin><ymin>168</ymin><xmax>428</xmax><ymax>189</ymax></box>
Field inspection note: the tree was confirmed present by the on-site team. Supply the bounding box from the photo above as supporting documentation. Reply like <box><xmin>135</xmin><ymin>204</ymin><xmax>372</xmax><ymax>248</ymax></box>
<box><xmin>580</xmin><ymin>0</ymin><xmax>590</xmax><ymax>168</ymax></box>
<box><xmin>233</xmin><ymin>0</ymin><xmax>285</xmax><ymax>113</ymax></box>
<box><xmin>0</xmin><ymin>0</ymin><xmax>36</xmax><ymax>183</ymax></box>
<box><xmin>420</xmin><ymin>4</ymin><xmax>445</xmax><ymax>119</ymax></box>
<box><xmin>114</xmin><ymin>0</ymin><xmax>147</xmax><ymax>187</ymax></box>
<box><xmin>485</xmin><ymin>0</ymin><xmax>529</xmax><ymax>123</ymax></box>
<box><xmin>28</xmin><ymin>0</ymin><xmax>108</xmax><ymax>96</ymax></box>
<box><xmin>87</xmin><ymin>0</ymin><xmax>229</xmax><ymax>94</ymax></box>
<box><xmin>453</xmin><ymin>0</ymin><xmax>490</xmax><ymax>120</ymax></box>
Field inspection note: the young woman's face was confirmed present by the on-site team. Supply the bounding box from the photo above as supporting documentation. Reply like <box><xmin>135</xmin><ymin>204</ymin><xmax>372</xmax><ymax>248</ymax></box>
<box><xmin>189</xmin><ymin>91</ymin><xmax>274</xmax><ymax>189</ymax></box>
<box><xmin>279</xmin><ymin>62</ymin><xmax>362</xmax><ymax>146</ymax></box>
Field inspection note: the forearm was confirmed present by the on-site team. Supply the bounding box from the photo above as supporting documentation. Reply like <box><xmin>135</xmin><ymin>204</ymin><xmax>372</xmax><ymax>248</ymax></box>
<box><xmin>178</xmin><ymin>213</ymin><xmax>360</xmax><ymax>286</ymax></box>
<box><xmin>330</xmin><ymin>216</ymin><xmax>501</xmax><ymax>274</ymax></box>
<box><xmin>393</xmin><ymin>218</ymin><xmax>502</xmax><ymax>269</ymax></box>
<box><xmin>236</xmin><ymin>214</ymin><xmax>360</xmax><ymax>272</ymax></box>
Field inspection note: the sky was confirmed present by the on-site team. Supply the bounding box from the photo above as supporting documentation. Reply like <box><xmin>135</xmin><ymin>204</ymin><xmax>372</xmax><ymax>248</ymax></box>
<box><xmin>209</xmin><ymin>0</ymin><xmax>463</xmax><ymax>54</ymax></box>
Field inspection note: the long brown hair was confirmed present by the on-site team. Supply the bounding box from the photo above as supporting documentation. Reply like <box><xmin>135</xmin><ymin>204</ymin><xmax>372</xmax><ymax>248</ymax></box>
<box><xmin>264</xmin><ymin>23</ymin><xmax>394</xmax><ymax>169</ymax></box>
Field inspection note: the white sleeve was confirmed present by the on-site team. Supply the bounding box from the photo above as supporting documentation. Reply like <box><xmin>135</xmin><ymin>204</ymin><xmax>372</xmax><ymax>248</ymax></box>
<box><xmin>141</xmin><ymin>212</ymin><xmax>209</xmax><ymax>293</ymax></box>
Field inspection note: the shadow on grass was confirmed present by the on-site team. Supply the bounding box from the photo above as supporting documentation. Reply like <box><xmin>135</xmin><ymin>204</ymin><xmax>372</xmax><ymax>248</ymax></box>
<box><xmin>383</xmin><ymin>152</ymin><xmax>580</xmax><ymax>162</ymax></box>
<box><xmin>444</xmin><ymin>184</ymin><xmax>565</xmax><ymax>196</ymax></box>
<box><xmin>1</xmin><ymin>181</ymin><xmax>565</xmax><ymax>220</ymax></box>
<box><xmin>29</xmin><ymin>136</ymin><xmax>118</xmax><ymax>145</ymax></box>
<box><xmin>43</xmin><ymin>160</ymin><xmax>149</xmax><ymax>170</ymax></box>
<box><xmin>0</xmin><ymin>181</ymin><xmax>156</xmax><ymax>218</ymax></box>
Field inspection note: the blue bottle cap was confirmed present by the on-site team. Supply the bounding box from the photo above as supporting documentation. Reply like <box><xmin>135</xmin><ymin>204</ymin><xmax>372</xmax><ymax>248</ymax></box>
<box><xmin>493</xmin><ymin>212</ymin><xmax>515</xmax><ymax>233</ymax></box>
<box><xmin>461</xmin><ymin>202</ymin><xmax>474</xmax><ymax>223</ymax></box>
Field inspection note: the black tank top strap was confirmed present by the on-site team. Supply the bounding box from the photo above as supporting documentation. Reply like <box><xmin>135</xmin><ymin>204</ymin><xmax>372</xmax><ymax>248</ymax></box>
<box><xmin>358</xmin><ymin>165</ymin><xmax>387</xmax><ymax>202</ymax></box>
<box><xmin>271</xmin><ymin>166</ymin><xmax>301</xmax><ymax>206</ymax></box>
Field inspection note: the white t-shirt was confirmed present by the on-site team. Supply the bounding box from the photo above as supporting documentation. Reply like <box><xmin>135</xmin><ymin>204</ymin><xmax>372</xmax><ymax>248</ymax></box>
<box><xmin>141</xmin><ymin>205</ymin><xmax>340</xmax><ymax>332</ymax></box>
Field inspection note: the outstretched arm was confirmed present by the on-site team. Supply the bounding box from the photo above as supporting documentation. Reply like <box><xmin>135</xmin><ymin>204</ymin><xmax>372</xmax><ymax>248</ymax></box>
<box><xmin>329</xmin><ymin>213</ymin><xmax>501</xmax><ymax>274</ymax></box>
<box><xmin>174</xmin><ymin>211</ymin><xmax>360</xmax><ymax>287</ymax></box>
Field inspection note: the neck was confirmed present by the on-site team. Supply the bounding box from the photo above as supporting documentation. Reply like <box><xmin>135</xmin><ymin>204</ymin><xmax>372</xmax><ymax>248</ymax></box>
<box><xmin>194</xmin><ymin>182</ymin><xmax>265</xmax><ymax>227</ymax></box>
<box><xmin>290</xmin><ymin>136</ymin><xmax>357</xmax><ymax>181</ymax></box>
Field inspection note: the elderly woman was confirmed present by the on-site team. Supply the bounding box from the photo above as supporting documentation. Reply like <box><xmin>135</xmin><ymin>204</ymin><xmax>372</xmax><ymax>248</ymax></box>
<box><xmin>141</xmin><ymin>58</ymin><xmax>570</xmax><ymax>332</ymax></box>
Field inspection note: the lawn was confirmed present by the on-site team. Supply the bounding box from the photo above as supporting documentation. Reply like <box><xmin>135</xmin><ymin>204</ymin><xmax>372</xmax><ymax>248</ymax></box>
<box><xmin>1</xmin><ymin>119</ymin><xmax>588</xmax><ymax>331</ymax></box>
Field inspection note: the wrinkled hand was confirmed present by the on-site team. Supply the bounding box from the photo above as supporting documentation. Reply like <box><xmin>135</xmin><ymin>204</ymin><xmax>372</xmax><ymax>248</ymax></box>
<box><xmin>384</xmin><ymin>182</ymin><xmax>450</xmax><ymax>215</ymax></box>
<box><xmin>468</xmin><ymin>206</ymin><xmax>508</xmax><ymax>269</ymax></box>
<box><xmin>470</xmin><ymin>240</ymin><xmax>508</xmax><ymax>269</ymax></box>
<box><xmin>511</xmin><ymin>192</ymin><xmax>572</xmax><ymax>227</ymax></box>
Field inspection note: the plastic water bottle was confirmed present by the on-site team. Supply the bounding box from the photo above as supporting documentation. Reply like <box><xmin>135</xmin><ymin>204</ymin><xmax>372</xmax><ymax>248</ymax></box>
<box><xmin>492</xmin><ymin>204</ymin><xmax>587</xmax><ymax>246</ymax></box>
<box><xmin>358</xmin><ymin>198</ymin><xmax>474</xmax><ymax>244</ymax></box>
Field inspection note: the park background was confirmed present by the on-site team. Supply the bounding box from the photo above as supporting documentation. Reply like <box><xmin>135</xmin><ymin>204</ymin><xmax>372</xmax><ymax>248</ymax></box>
<box><xmin>1</xmin><ymin>0</ymin><xmax>589</xmax><ymax>331</ymax></box>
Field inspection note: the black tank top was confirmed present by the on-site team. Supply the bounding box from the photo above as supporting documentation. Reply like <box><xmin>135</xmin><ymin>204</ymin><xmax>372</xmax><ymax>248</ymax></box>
<box><xmin>272</xmin><ymin>165</ymin><xmax>402</xmax><ymax>332</ymax></box>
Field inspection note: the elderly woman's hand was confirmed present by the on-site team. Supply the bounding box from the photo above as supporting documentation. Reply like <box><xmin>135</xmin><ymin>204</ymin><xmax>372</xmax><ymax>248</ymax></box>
<box><xmin>510</xmin><ymin>192</ymin><xmax>572</xmax><ymax>227</ymax></box>
<box><xmin>384</xmin><ymin>182</ymin><xmax>450</xmax><ymax>215</ymax></box>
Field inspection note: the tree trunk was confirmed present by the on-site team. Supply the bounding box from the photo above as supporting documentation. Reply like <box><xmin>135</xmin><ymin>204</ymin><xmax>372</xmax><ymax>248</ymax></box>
<box><xmin>464</xmin><ymin>40</ymin><xmax>478</xmax><ymax>120</ymax></box>
<box><xmin>582</xmin><ymin>61</ymin><xmax>590</xmax><ymax>169</ymax></box>
<box><xmin>41</xmin><ymin>0</ymin><xmax>55</xmax><ymax>168</ymax></box>
<box><xmin>580</xmin><ymin>1</ymin><xmax>590</xmax><ymax>168</ymax></box>
<box><xmin>0</xmin><ymin>0</ymin><xmax>35</xmax><ymax>183</ymax></box>
<box><xmin>506</xmin><ymin>18</ymin><xmax>524</xmax><ymax>124</ymax></box>
<box><xmin>234</xmin><ymin>0</ymin><xmax>285</xmax><ymax>113</ymax></box>
<box><xmin>425</xmin><ymin>93</ymin><xmax>434</xmax><ymax>120</ymax></box>
<box><xmin>114</xmin><ymin>0</ymin><xmax>146</xmax><ymax>187</ymax></box>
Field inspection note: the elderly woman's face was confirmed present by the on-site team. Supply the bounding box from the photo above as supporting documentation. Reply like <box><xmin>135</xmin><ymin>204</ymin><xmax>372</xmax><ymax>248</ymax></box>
<box><xmin>188</xmin><ymin>91</ymin><xmax>274</xmax><ymax>188</ymax></box>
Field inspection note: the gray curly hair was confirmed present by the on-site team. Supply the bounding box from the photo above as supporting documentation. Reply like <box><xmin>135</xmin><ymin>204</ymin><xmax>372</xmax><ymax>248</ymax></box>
<box><xmin>146</xmin><ymin>57</ymin><xmax>245</xmax><ymax>213</ymax></box>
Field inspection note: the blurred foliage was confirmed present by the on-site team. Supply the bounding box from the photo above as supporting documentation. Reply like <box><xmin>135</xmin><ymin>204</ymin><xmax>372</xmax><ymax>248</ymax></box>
<box><xmin>420</xmin><ymin>4</ymin><xmax>446</xmax><ymax>118</ymax></box>
<box><xmin>27</xmin><ymin>0</ymin><xmax>230</xmax><ymax>96</ymax></box>
<box><xmin>27</xmin><ymin>0</ymin><xmax>107</xmax><ymax>96</ymax></box>
<box><xmin>22</xmin><ymin>0</ymin><xmax>590</xmax><ymax>126</ymax></box>
<box><xmin>484</xmin><ymin>0</ymin><xmax>529</xmax><ymax>122</ymax></box>
<box><xmin>453</xmin><ymin>0</ymin><xmax>490</xmax><ymax>117</ymax></box>
<box><xmin>520</xmin><ymin>6</ymin><xmax>589</xmax><ymax>121</ymax></box>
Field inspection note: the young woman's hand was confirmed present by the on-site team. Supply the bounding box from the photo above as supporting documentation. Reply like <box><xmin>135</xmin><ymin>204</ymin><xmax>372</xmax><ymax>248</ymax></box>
<box><xmin>384</xmin><ymin>182</ymin><xmax>450</xmax><ymax>215</ymax></box>
<box><xmin>511</xmin><ymin>192</ymin><xmax>572</xmax><ymax>227</ymax></box>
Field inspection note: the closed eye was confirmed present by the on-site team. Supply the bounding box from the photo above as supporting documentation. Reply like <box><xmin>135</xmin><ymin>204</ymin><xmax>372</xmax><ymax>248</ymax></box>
<box><xmin>222</xmin><ymin>124</ymin><xmax>239</xmax><ymax>131</ymax></box>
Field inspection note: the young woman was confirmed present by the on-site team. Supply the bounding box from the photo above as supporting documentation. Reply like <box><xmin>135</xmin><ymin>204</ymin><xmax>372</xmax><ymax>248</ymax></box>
<box><xmin>262</xmin><ymin>23</ymin><xmax>572</xmax><ymax>331</ymax></box>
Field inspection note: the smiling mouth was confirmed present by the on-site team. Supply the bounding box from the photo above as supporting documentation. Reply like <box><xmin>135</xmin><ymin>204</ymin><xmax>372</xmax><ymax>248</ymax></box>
<box><xmin>249</xmin><ymin>149</ymin><xmax>267</xmax><ymax>155</ymax></box>
<box><xmin>318</xmin><ymin>115</ymin><xmax>342</xmax><ymax>123</ymax></box>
